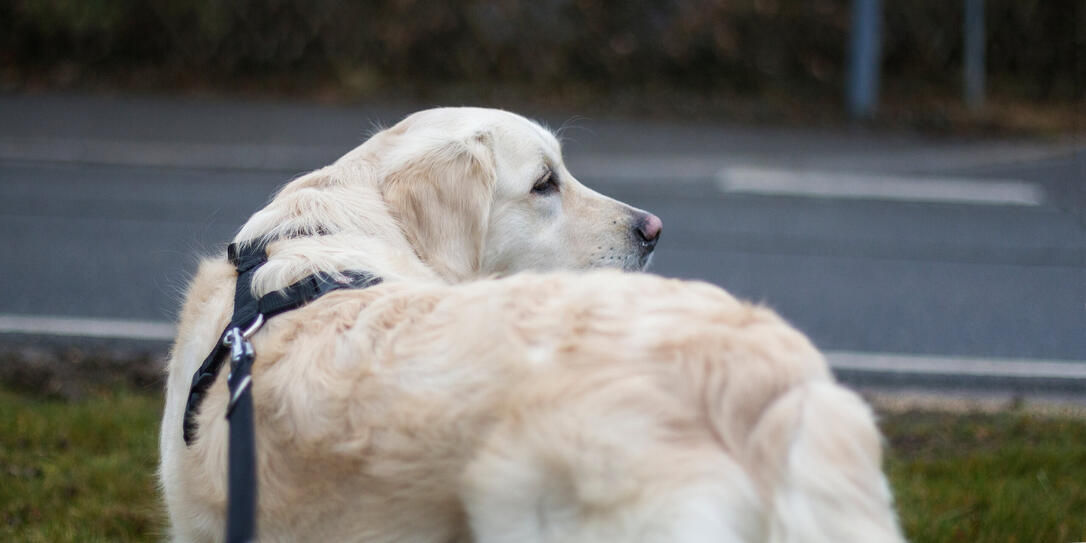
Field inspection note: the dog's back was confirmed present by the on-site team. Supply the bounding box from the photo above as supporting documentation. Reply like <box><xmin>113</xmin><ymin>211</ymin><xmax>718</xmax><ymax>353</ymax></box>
<box><xmin>161</xmin><ymin>269</ymin><xmax>904</xmax><ymax>542</ymax></box>
<box><xmin>458</xmin><ymin>273</ymin><xmax>903</xmax><ymax>543</ymax></box>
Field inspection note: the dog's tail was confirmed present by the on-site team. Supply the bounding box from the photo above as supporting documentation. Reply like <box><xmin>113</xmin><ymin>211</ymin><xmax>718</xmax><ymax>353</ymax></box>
<box><xmin>747</xmin><ymin>381</ymin><xmax>906</xmax><ymax>543</ymax></box>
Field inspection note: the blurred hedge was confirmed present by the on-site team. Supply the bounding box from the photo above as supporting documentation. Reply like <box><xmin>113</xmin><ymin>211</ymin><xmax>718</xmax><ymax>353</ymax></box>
<box><xmin>1</xmin><ymin>0</ymin><xmax>1081</xmax><ymax>106</ymax></box>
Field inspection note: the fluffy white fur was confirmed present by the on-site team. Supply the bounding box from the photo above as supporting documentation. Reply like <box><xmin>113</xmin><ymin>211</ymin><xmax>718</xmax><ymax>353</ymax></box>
<box><xmin>160</xmin><ymin>107</ymin><xmax>904</xmax><ymax>542</ymax></box>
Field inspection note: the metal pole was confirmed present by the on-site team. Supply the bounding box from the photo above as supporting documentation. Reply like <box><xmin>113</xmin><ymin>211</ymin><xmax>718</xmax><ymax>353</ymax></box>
<box><xmin>847</xmin><ymin>0</ymin><xmax>883</xmax><ymax>118</ymax></box>
<box><xmin>963</xmin><ymin>0</ymin><xmax>986</xmax><ymax>109</ymax></box>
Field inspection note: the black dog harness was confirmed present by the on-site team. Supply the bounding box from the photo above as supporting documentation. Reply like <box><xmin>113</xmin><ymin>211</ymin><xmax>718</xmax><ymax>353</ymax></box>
<box><xmin>183</xmin><ymin>239</ymin><xmax>381</xmax><ymax>543</ymax></box>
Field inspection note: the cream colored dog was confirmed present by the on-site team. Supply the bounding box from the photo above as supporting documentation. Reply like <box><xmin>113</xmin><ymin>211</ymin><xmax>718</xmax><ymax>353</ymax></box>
<box><xmin>160</xmin><ymin>108</ymin><xmax>904</xmax><ymax>542</ymax></box>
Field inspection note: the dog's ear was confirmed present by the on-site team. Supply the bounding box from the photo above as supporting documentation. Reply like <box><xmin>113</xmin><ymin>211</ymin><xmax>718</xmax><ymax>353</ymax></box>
<box><xmin>381</xmin><ymin>132</ymin><xmax>496</xmax><ymax>281</ymax></box>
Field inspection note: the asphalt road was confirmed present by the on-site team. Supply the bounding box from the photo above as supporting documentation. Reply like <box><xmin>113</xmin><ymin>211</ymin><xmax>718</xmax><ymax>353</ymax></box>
<box><xmin>1</xmin><ymin>94</ymin><xmax>1083</xmax><ymax>389</ymax></box>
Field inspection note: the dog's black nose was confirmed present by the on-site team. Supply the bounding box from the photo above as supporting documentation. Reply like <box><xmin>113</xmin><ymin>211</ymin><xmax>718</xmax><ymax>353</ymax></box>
<box><xmin>635</xmin><ymin>213</ymin><xmax>662</xmax><ymax>249</ymax></box>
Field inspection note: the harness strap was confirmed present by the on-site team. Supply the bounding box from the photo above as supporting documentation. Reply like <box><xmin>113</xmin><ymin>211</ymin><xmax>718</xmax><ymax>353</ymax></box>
<box><xmin>182</xmin><ymin>240</ymin><xmax>267</xmax><ymax>445</ymax></box>
<box><xmin>180</xmin><ymin>239</ymin><xmax>382</xmax><ymax>543</ymax></box>
<box><xmin>183</xmin><ymin>246</ymin><xmax>382</xmax><ymax>445</ymax></box>
<box><xmin>259</xmin><ymin>270</ymin><xmax>383</xmax><ymax>319</ymax></box>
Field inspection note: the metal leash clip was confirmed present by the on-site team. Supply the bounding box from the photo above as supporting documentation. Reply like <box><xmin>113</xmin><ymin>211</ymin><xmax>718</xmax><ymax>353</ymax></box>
<box><xmin>223</xmin><ymin>327</ymin><xmax>255</xmax><ymax>418</ymax></box>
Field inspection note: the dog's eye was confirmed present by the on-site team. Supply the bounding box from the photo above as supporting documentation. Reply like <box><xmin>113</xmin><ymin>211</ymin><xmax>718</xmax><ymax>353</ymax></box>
<box><xmin>531</xmin><ymin>171</ymin><xmax>560</xmax><ymax>195</ymax></box>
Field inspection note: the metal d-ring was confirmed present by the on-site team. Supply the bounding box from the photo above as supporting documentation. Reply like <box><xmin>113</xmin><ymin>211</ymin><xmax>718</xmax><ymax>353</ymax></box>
<box><xmin>242</xmin><ymin>314</ymin><xmax>265</xmax><ymax>339</ymax></box>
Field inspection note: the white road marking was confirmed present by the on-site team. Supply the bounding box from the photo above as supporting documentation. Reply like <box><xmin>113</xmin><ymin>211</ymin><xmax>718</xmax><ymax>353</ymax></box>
<box><xmin>828</xmin><ymin>351</ymin><xmax>1086</xmax><ymax>380</ymax></box>
<box><xmin>0</xmin><ymin>314</ymin><xmax>176</xmax><ymax>341</ymax></box>
<box><xmin>568</xmin><ymin>141</ymin><xmax>1084</xmax><ymax>181</ymax></box>
<box><xmin>717</xmin><ymin>166</ymin><xmax>1045</xmax><ymax>206</ymax></box>
<box><xmin>1</xmin><ymin>313</ymin><xmax>1083</xmax><ymax>381</ymax></box>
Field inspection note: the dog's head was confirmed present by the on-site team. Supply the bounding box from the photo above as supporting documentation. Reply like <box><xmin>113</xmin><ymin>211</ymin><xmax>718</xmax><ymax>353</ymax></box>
<box><xmin>238</xmin><ymin>107</ymin><xmax>661</xmax><ymax>284</ymax></box>
<box><xmin>373</xmin><ymin>108</ymin><xmax>661</xmax><ymax>281</ymax></box>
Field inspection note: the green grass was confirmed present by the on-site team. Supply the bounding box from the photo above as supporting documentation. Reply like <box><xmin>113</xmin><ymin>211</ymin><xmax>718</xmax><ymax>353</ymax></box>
<box><xmin>1</xmin><ymin>384</ymin><xmax>1084</xmax><ymax>542</ymax></box>
<box><xmin>0</xmin><ymin>386</ymin><xmax>164</xmax><ymax>542</ymax></box>
<box><xmin>883</xmin><ymin>409</ymin><xmax>1086</xmax><ymax>542</ymax></box>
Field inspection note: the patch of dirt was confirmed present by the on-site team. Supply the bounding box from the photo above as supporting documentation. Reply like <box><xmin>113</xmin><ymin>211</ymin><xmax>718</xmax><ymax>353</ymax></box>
<box><xmin>862</xmin><ymin>387</ymin><xmax>1086</xmax><ymax>418</ymax></box>
<box><xmin>0</xmin><ymin>341</ymin><xmax>166</xmax><ymax>399</ymax></box>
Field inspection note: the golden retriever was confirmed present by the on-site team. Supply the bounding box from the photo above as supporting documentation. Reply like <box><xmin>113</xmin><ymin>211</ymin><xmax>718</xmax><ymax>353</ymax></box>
<box><xmin>159</xmin><ymin>108</ymin><xmax>903</xmax><ymax>542</ymax></box>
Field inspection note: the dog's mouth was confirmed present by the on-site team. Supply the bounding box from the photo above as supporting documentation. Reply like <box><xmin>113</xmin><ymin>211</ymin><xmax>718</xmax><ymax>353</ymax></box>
<box><xmin>599</xmin><ymin>246</ymin><xmax>654</xmax><ymax>272</ymax></box>
<box><xmin>636</xmin><ymin>233</ymin><xmax>659</xmax><ymax>270</ymax></box>
<box><xmin>597</xmin><ymin>231</ymin><xmax>658</xmax><ymax>272</ymax></box>
<box><xmin>634</xmin><ymin>250</ymin><xmax>654</xmax><ymax>271</ymax></box>
<box><xmin>630</xmin><ymin>226</ymin><xmax>659</xmax><ymax>271</ymax></box>
<box><xmin>585</xmin><ymin>213</ymin><xmax>660</xmax><ymax>272</ymax></box>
